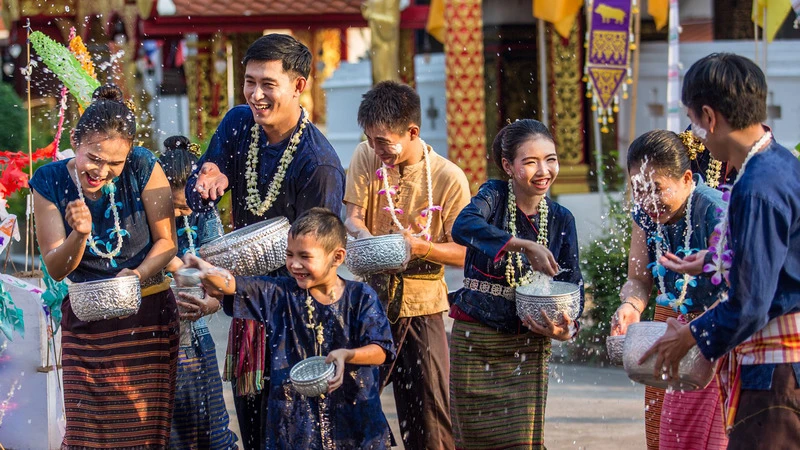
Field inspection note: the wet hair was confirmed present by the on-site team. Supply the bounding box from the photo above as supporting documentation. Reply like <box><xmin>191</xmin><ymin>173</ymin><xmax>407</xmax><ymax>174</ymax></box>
<box><xmin>681</xmin><ymin>53</ymin><xmax>767</xmax><ymax>130</ymax></box>
<box><xmin>73</xmin><ymin>84</ymin><xmax>136</xmax><ymax>146</ymax></box>
<box><xmin>491</xmin><ymin>119</ymin><xmax>555</xmax><ymax>171</ymax></box>
<box><xmin>357</xmin><ymin>81</ymin><xmax>422</xmax><ymax>135</ymax></box>
<box><xmin>159</xmin><ymin>136</ymin><xmax>198</xmax><ymax>188</ymax></box>
<box><xmin>242</xmin><ymin>34</ymin><xmax>311</xmax><ymax>79</ymax></box>
<box><xmin>627</xmin><ymin>130</ymin><xmax>691</xmax><ymax>179</ymax></box>
<box><xmin>289</xmin><ymin>207</ymin><xmax>347</xmax><ymax>253</ymax></box>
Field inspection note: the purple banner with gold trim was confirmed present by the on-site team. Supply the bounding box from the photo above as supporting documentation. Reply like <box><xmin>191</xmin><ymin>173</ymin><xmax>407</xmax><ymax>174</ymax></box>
<box><xmin>585</xmin><ymin>0</ymin><xmax>634</xmax><ymax>118</ymax></box>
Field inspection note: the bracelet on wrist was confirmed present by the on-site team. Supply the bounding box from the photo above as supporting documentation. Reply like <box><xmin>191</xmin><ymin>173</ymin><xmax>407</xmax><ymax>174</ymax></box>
<box><xmin>422</xmin><ymin>241</ymin><xmax>434</xmax><ymax>260</ymax></box>
<box><xmin>622</xmin><ymin>300</ymin><xmax>643</xmax><ymax>314</ymax></box>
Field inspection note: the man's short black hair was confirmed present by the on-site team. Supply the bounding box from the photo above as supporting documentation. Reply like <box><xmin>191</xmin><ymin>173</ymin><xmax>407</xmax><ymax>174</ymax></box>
<box><xmin>243</xmin><ymin>34</ymin><xmax>311</xmax><ymax>79</ymax></box>
<box><xmin>357</xmin><ymin>81</ymin><xmax>422</xmax><ymax>135</ymax></box>
<box><xmin>681</xmin><ymin>53</ymin><xmax>767</xmax><ymax>130</ymax></box>
<box><xmin>289</xmin><ymin>207</ymin><xmax>347</xmax><ymax>253</ymax></box>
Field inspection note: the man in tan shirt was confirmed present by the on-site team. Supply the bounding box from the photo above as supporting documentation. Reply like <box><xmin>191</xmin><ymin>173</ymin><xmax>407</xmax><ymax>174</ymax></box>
<box><xmin>345</xmin><ymin>81</ymin><xmax>470</xmax><ymax>450</ymax></box>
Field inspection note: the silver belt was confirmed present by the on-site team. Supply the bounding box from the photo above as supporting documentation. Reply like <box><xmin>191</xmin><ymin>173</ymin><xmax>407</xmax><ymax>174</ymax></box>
<box><xmin>141</xmin><ymin>271</ymin><xmax>165</xmax><ymax>289</ymax></box>
<box><xmin>463</xmin><ymin>278</ymin><xmax>515</xmax><ymax>301</ymax></box>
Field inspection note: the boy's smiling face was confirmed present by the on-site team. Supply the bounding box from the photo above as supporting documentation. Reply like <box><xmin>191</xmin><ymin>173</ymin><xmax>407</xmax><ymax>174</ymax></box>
<box><xmin>285</xmin><ymin>232</ymin><xmax>344</xmax><ymax>290</ymax></box>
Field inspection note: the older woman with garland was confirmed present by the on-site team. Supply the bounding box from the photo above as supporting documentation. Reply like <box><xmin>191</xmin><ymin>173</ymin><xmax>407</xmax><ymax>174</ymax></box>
<box><xmin>30</xmin><ymin>84</ymin><xmax>178</xmax><ymax>448</ymax></box>
<box><xmin>610</xmin><ymin>130</ymin><xmax>728</xmax><ymax>450</ymax></box>
<box><xmin>448</xmin><ymin>119</ymin><xmax>583</xmax><ymax>449</ymax></box>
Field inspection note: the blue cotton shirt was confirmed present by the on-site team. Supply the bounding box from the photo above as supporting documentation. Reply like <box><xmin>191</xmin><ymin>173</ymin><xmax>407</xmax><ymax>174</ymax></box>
<box><xmin>29</xmin><ymin>147</ymin><xmax>157</xmax><ymax>282</ymax></box>
<box><xmin>449</xmin><ymin>179</ymin><xmax>584</xmax><ymax>334</ymax></box>
<box><xmin>689</xmin><ymin>140</ymin><xmax>800</xmax><ymax>388</ymax></box>
<box><xmin>225</xmin><ymin>277</ymin><xmax>394</xmax><ymax>449</ymax></box>
<box><xmin>185</xmin><ymin>106</ymin><xmax>345</xmax><ymax>229</ymax></box>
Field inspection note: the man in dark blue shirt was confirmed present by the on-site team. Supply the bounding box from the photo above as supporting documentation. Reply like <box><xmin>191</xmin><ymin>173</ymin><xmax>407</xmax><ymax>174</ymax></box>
<box><xmin>185</xmin><ymin>34</ymin><xmax>345</xmax><ymax>450</ymax></box>
<box><xmin>645</xmin><ymin>53</ymin><xmax>800</xmax><ymax>448</ymax></box>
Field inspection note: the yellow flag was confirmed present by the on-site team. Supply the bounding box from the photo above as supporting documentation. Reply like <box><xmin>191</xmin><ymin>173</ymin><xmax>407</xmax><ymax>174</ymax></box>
<box><xmin>533</xmin><ymin>0</ymin><xmax>583</xmax><ymax>38</ymax></box>
<box><xmin>426</xmin><ymin>0</ymin><xmax>446</xmax><ymax>44</ymax></box>
<box><xmin>752</xmin><ymin>0</ymin><xmax>793</xmax><ymax>42</ymax></box>
<box><xmin>649</xmin><ymin>0</ymin><xmax>669</xmax><ymax>30</ymax></box>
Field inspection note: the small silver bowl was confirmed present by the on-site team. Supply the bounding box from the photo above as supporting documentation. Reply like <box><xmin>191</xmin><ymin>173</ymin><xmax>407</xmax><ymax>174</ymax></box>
<box><xmin>345</xmin><ymin>234</ymin><xmax>408</xmax><ymax>276</ymax></box>
<box><xmin>170</xmin><ymin>282</ymin><xmax>205</xmax><ymax>347</ymax></box>
<box><xmin>622</xmin><ymin>321</ymin><xmax>716</xmax><ymax>390</ymax></box>
<box><xmin>515</xmin><ymin>281</ymin><xmax>581</xmax><ymax>327</ymax></box>
<box><xmin>606</xmin><ymin>335</ymin><xmax>625</xmax><ymax>366</ymax></box>
<box><xmin>199</xmin><ymin>216</ymin><xmax>290</xmax><ymax>276</ymax></box>
<box><xmin>289</xmin><ymin>356</ymin><xmax>335</xmax><ymax>397</ymax></box>
<box><xmin>68</xmin><ymin>275</ymin><xmax>141</xmax><ymax>322</ymax></box>
<box><xmin>174</xmin><ymin>268</ymin><xmax>202</xmax><ymax>287</ymax></box>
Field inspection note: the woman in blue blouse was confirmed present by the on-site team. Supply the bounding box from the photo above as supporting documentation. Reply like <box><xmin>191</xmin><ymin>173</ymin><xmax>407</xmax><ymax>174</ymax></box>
<box><xmin>611</xmin><ymin>130</ymin><xmax>727</xmax><ymax>449</ymax></box>
<box><xmin>448</xmin><ymin>119</ymin><xmax>583</xmax><ymax>449</ymax></box>
<box><xmin>30</xmin><ymin>85</ymin><xmax>178</xmax><ymax>448</ymax></box>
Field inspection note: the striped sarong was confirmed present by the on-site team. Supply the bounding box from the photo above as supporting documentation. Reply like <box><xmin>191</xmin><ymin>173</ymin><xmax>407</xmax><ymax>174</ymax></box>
<box><xmin>450</xmin><ymin>320</ymin><xmax>551</xmax><ymax>449</ymax></box>
<box><xmin>171</xmin><ymin>319</ymin><xmax>238</xmax><ymax>449</ymax></box>
<box><xmin>61</xmin><ymin>289</ymin><xmax>179</xmax><ymax>449</ymax></box>
<box><xmin>643</xmin><ymin>306</ymin><xmax>678</xmax><ymax>450</ymax></box>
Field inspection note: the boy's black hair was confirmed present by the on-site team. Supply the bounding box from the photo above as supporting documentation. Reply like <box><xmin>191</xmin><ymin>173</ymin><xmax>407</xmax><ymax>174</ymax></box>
<box><xmin>289</xmin><ymin>207</ymin><xmax>347</xmax><ymax>253</ymax></box>
<box><xmin>159</xmin><ymin>136</ymin><xmax>198</xmax><ymax>188</ymax></box>
<box><xmin>627</xmin><ymin>130</ymin><xmax>691</xmax><ymax>179</ymax></box>
<box><xmin>491</xmin><ymin>119</ymin><xmax>554</xmax><ymax>172</ymax></box>
<box><xmin>357</xmin><ymin>81</ymin><xmax>422</xmax><ymax>135</ymax></box>
<box><xmin>242</xmin><ymin>34</ymin><xmax>311</xmax><ymax>79</ymax></box>
<box><xmin>681</xmin><ymin>53</ymin><xmax>767</xmax><ymax>130</ymax></box>
<box><xmin>74</xmin><ymin>84</ymin><xmax>135</xmax><ymax>145</ymax></box>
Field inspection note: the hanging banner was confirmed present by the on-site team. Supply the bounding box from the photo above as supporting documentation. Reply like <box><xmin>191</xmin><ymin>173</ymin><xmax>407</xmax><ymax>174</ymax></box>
<box><xmin>584</xmin><ymin>0</ymin><xmax>636</xmax><ymax>132</ymax></box>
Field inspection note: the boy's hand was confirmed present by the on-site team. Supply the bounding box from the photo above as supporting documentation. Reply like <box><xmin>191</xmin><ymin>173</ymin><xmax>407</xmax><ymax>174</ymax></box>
<box><xmin>183</xmin><ymin>253</ymin><xmax>235</xmax><ymax>296</ymax></box>
<box><xmin>325</xmin><ymin>349</ymin><xmax>354</xmax><ymax>393</ymax></box>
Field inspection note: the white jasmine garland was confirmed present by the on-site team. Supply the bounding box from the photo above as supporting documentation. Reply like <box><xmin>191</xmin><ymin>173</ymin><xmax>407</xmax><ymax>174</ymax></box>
<box><xmin>505</xmin><ymin>179</ymin><xmax>549</xmax><ymax>288</ymax></box>
<box><xmin>182</xmin><ymin>215</ymin><xmax>196</xmax><ymax>256</ymax></box>
<box><xmin>305</xmin><ymin>291</ymin><xmax>325</xmax><ymax>356</ymax></box>
<box><xmin>73</xmin><ymin>166</ymin><xmax>124</xmax><ymax>262</ymax></box>
<box><xmin>245</xmin><ymin>108</ymin><xmax>310</xmax><ymax>216</ymax></box>
<box><xmin>653</xmin><ymin>181</ymin><xmax>696</xmax><ymax>310</ymax></box>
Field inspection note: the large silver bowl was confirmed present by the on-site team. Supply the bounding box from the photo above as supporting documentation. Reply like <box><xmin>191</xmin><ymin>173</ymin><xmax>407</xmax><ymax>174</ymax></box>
<box><xmin>68</xmin><ymin>275</ymin><xmax>141</xmax><ymax>322</ymax></box>
<box><xmin>199</xmin><ymin>216</ymin><xmax>290</xmax><ymax>276</ymax></box>
<box><xmin>290</xmin><ymin>356</ymin><xmax>335</xmax><ymax>397</ymax></box>
<box><xmin>622</xmin><ymin>321</ymin><xmax>716</xmax><ymax>390</ymax></box>
<box><xmin>345</xmin><ymin>234</ymin><xmax>408</xmax><ymax>276</ymax></box>
<box><xmin>515</xmin><ymin>281</ymin><xmax>581</xmax><ymax>327</ymax></box>
<box><xmin>606</xmin><ymin>335</ymin><xmax>625</xmax><ymax>366</ymax></box>
<box><xmin>170</xmin><ymin>282</ymin><xmax>205</xmax><ymax>347</ymax></box>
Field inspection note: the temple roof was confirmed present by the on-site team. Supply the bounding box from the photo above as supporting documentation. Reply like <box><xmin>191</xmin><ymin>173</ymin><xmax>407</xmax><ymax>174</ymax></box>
<box><xmin>169</xmin><ymin>0</ymin><xmax>363</xmax><ymax>17</ymax></box>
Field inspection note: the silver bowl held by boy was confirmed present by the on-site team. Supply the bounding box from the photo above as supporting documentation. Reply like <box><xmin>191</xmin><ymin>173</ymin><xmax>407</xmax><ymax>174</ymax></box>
<box><xmin>345</xmin><ymin>234</ymin><xmax>408</xmax><ymax>276</ymax></box>
<box><xmin>622</xmin><ymin>321</ymin><xmax>716</xmax><ymax>391</ymax></box>
<box><xmin>68</xmin><ymin>275</ymin><xmax>141</xmax><ymax>322</ymax></box>
<box><xmin>199</xmin><ymin>216</ymin><xmax>291</xmax><ymax>276</ymax></box>
<box><xmin>515</xmin><ymin>281</ymin><xmax>581</xmax><ymax>327</ymax></box>
<box><xmin>290</xmin><ymin>356</ymin><xmax>336</xmax><ymax>397</ymax></box>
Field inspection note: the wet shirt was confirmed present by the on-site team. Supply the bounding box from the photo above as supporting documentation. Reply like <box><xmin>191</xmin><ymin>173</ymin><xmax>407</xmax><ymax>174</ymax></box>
<box><xmin>632</xmin><ymin>175</ymin><xmax>726</xmax><ymax>313</ymax></box>
<box><xmin>690</xmin><ymin>141</ymin><xmax>800</xmax><ymax>388</ymax></box>
<box><xmin>30</xmin><ymin>147</ymin><xmax>157</xmax><ymax>282</ymax></box>
<box><xmin>225</xmin><ymin>277</ymin><xmax>395</xmax><ymax>449</ymax></box>
<box><xmin>185</xmin><ymin>105</ymin><xmax>345</xmax><ymax>229</ymax></box>
<box><xmin>344</xmin><ymin>141</ymin><xmax>471</xmax><ymax>317</ymax></box>
<box><xmin>450</xmin><ymin>179</ymin><xmax>584</xmax><ymax>334</ymax></box>
<box><xmin>175</xmin><ymin>209</ymin><xmax>223</xmax><ymax>257</ymax></box>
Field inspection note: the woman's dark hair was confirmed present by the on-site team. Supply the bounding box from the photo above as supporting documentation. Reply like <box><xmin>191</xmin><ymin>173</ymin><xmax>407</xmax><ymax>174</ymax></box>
<box><xmin>73</xmin><ymin>84</ymin><xmax>136</xmax><ymax>145</ymax></box>
<box><xmin>243</xmin><ymin>33</ymin><xmax>311</xmax><ymax>79</ymax></box>
<box><xmin>357</xmin><ymin>81</ymin><xmax>422</xmax><ymax>135</ymax></box>
<box><xmin>626</xmin><ymin>130</ymin><xmax>690</xmax><ymax>178</ymax></box>
<box><xmin>159</xmin><ymin>136</ymin><xmax>198</xmax><ymax>188</ymax></box>
<box><xmin>491</xmin><ymin>119</ymin><xmax>554</xmax><ymax>172</ymax></box>
<box><xmin>681</xmin><ymin>53</ymin><xmax>766</xmax><ymax>130</ymax></box>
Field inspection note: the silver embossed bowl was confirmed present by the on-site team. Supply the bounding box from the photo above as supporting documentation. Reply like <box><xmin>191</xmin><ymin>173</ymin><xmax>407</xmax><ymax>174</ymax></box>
<box><xmin>174</xmin><ymin>268</ymin><xmax>202</xmax><ymax>287</ymax></box>
<box><xmin>68</xmin><ymin>275</ymin><xmax>141</xmax><ymax>322</ymax></box>
<box><xmin>289</xmin><ymin>356</ymin><xmax>335</xmax><ymax>397</ymax></box>
<box><xmin>345</xmin><ymin>234</ymin><xmax>408</xmax><ymax>276</ymax></box>
<box><xmin>606</xmin><ymin>335</ymin><xmax>625</xmax><ymax>366</ymax></box>
<box><xmin>170</xmin><ymin>282</ymin><xmax>205</xmax><ymax>347</ymax></box>
<box><xmin>199</xmin><ymin>216</ymin><xmax>290</xmax><ymax>276</ymax></box>
<box><xmin>515</xmin><ymin>281</ymin><xmax>581</xmax><ymax>327</ymax></box>
<box><xmin>623</xmin><ymin>321</ymin><xmax>716</xmax><ymax>390</ymax></box>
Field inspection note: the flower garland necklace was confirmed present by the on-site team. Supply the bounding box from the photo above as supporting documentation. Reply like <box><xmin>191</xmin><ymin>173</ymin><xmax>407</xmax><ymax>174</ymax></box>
<box><xmin>244</xmin><ymin>108</ymin><xmax>309</xmax><ymax>216</ymax></box>
<box><xmin>652</xmin><ymin>181</ymin><xmax>697</xmax><ymax>314</ymax></box>
<box><xmin>304</xmin><ymin>290</ymin><xmax>329</xmax><ymax>356</ymax></box>
<box><xmin>704</xmin><ymin>131</ymin><xmax>772</xmax><ymax>287</ymax></box>
<box><xmin>376</xmin><ymin>139</ymin><xmax>441</xmax><ymax>241</ymax></box>
<box><xmin>182</xmin><ymin>215</ymin><xmax>196</xmax><ymax>256</ymax></box>
<box><xmin>505</xmin><ymin>179</ymin><xmax>549</xmax><ymax>288</ymax></box>
<box><xmin>73</xmin><ymin>166</ymin><xmax>124</xmax><ymax>264</ymax></box>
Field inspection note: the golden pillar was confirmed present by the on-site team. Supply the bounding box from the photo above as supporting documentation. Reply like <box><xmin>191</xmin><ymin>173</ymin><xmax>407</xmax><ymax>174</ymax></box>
<box><xmin>185</xmin><ymin>35</ymin><xmax>212</xmax><ymax>140</ymax></box>
<box><xmin>444</xmin><ymin>0</ymin><xmax>487</xmax><ymax>193</ymax></box>
<box><xmin>548</xmin><ymin>22</ymin><xmax>590</xmax><ymax>195</ymax></box>
<box><xmin>362</xmin><ymin>0</ymin><xmax>400</xmax><ymax>84</ymax></box>
<box><xmin>311</xmin><ymin>29</ymin><xmax>342</xmax><ymax>129</ymax></box>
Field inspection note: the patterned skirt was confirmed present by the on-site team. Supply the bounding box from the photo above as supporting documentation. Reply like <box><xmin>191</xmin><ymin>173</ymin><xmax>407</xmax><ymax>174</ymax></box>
<box><xmin>450</xmin><ymin>320</ymin><xmax>551</xmax><ymax>450</ymax></box>
<box><xmin>61</xmin><ymin>289</ymin><xmax>179</xmax><ymax>449</ymax></box>
<box><xmin>170</xmin><ymin>319</ymin><xmax>238</xmax><ymax>449</ymax></box>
